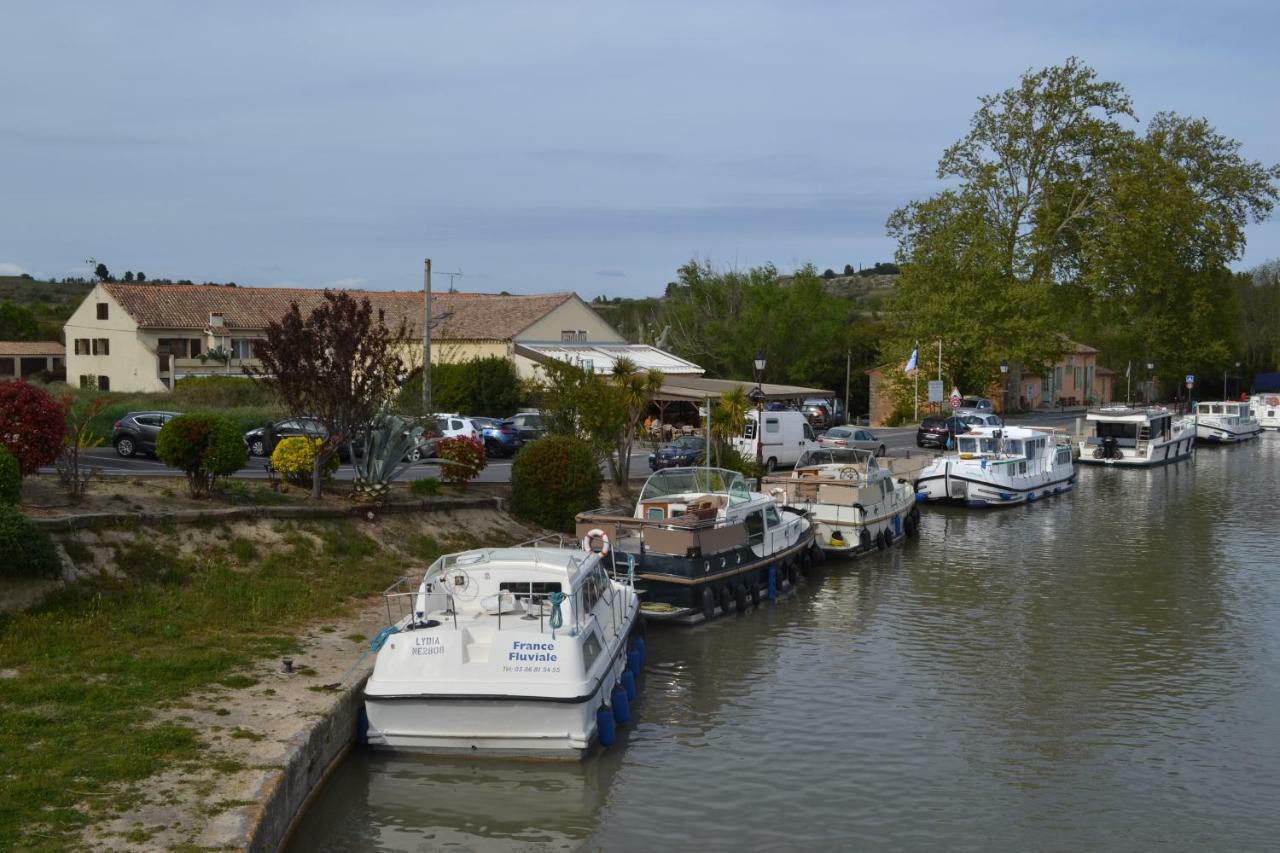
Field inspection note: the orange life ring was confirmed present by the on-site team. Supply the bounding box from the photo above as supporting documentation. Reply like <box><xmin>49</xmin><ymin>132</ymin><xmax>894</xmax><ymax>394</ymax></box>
<box><xmin>582</xmin><ymin>528</ymin><xmax>610</xmax><ymax>557</ymax></box>
<box><xmin>1267</xmin><ymin>396</ymin><xmax>1280</xmax><ymax>407</ymax></box>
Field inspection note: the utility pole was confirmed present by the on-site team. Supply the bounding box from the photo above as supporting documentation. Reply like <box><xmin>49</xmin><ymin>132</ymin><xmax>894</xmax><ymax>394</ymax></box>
<box><xmin>844</xmin><ymin>349</ymin><xmax>851</xmax><ymax>425</ymax></box>
<box><xmin>422</xmin><ymin>258</ymin><xmax>432</xmax><ymax>415</ymax></box>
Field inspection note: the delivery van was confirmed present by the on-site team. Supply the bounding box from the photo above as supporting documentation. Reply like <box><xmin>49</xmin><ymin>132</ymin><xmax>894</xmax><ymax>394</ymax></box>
<box><xmin>733</xmin><ymin>410</ymin><xmax>818</xmax><ymax>471</ymax></box>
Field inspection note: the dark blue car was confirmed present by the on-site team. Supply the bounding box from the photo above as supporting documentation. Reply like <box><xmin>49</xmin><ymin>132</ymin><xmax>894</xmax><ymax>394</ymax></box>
<box><xmin>648</xmin><ymin>435</ymin><xmax>706</xmax><ymax>470</ymax></box>
<box><xmin>471</xmin><ymin>417</ymin><xmax>523</xmax><ymax>458</ymax></box>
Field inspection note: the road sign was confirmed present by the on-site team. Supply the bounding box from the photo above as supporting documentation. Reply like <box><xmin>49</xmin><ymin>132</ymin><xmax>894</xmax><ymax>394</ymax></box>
<box><xmin>1186</xmin><ymin>373</ymin><xmax>1195</xmax><ymax>389</ymax></box>
<box><xmin>927</xmin><ymin>380</ymin><xmax>944</xmax><ymax>403</ymax></box>
<box><xmin>950</xmin><ymin>387</ymin><xmax>962</xmax><ymax>409</ymax></box>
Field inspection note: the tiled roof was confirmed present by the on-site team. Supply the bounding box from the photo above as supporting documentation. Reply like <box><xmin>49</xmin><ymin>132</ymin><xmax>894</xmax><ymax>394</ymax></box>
<box><xmin>0</xmin><ymin>341</ymin><xmax>65</xmax><ymax>356</ymax></box>
<box><xmin>99</xmin><ymin>284</ymin><xmax>577</xmax><ymax>341</ymax></box>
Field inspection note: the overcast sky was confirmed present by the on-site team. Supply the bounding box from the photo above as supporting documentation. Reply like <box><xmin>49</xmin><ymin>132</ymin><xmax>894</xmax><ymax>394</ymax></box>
<box><xmin>3</xmin><ymin>1</ymin><xmax>1278</xmax><ymax>296</ymax></box>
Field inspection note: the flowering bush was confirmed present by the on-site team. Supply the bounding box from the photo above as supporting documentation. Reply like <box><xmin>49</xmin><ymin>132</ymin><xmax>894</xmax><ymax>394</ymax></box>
<box><xmin>155</xmin><ymin>413</ymin><xmax>247</xmax><ymax>497</ymax></box>
<box><xmin>270</xmin><ymin>436</ymin><xmax>339</xmax><ymax>488</ymax></box>
<box><xmin>435</xmin><ymin>436</ymin><xmax>487</xmax><ymax>488</ymax></box>
<box><xmin>0</xmin><ymin>380</ymin><xmax>66</xmax><ymax>476</ymax></box>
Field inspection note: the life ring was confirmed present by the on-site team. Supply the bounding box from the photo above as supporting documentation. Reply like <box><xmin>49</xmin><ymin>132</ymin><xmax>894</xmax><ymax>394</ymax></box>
<box><xmin>582</xmin><ymin>528</ymin><xmax>610</xmax><ymax>557</ymax></box>
<box><xmin>770</xmin><ymin>487</ymin><xmax>786</xmax><ymax>502</ymax></box>
<box><xmin>1268</xmin><ymin>396</ymin><xmax>1280</xmax><ymax>407</ymax></box>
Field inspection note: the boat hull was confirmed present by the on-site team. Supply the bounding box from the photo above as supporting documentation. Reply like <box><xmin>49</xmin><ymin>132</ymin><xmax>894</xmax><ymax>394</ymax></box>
<box><xmin>1077</xmin><ymin>436</ymin><xmax>1195</xmax><ymax>467</ymax></box>
<box><xmin>915</xmin><ymin>470</ymin><xmax>1075</xmax><ymax>507</ymax></box>
<box><xmin>1196</xmin><ymin>423</ymin><xmax>1261</xmax><ymax>444</ymax></box>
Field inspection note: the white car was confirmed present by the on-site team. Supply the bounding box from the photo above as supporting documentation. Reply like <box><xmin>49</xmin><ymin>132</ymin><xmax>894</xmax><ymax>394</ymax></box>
<box><xmin>961</xmin><ymin>413</ymin><xmax>1004</xmax><ymax>428</ymax></box>
<box><xmin>434</xmin><ymin>414</ymin><xmax>480</xmax><ymax>442</ymax></box>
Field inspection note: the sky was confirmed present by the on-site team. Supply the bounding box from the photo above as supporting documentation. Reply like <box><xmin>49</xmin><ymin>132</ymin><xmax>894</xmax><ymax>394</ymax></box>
<box><xmin>3</xmin><ymin>1</ymin><xmax>1279</xmax><ymax>297</ymax></box>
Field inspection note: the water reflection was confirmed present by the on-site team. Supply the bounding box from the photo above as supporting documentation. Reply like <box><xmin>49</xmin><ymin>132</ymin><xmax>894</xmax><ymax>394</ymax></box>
<box><xmin>290</xmin><ymin>442</ymin><xmax>1280</xmax><ymax>852</ymax></box>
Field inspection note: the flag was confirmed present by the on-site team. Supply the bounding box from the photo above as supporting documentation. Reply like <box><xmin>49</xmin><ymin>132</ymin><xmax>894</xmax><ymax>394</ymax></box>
<box><xmin>904</xmin><ymin>347</ymin><xmax>918</xmax><ymax>373</ymax></box>
<box><xmin>1125</xmin><ymin>361</ymin><xmax>1131</xmax><ymax>378</ymax></box>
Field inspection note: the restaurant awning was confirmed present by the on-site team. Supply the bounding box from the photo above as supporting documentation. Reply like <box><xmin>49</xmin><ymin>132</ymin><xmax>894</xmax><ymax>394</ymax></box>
<box><xmin>654</xmin><ymin>376</ymin><xmax>831</xmax><ymax>402</ymax></box>
<box><xmin>515</xmin><ymin>342</ymin><xmax>703</xmax><ymax>375</ymax></box>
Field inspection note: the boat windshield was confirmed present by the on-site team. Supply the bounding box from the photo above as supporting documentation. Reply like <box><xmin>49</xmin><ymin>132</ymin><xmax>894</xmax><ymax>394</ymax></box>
<box><xmin>797</xmin><ymin>448</ymin><xmax>877</xmax><ymax>469</ymax></box>
<box><xmin>638</xmin><ymin>467</ymin><xmax>750</xmax><ymax>505</ymax></box>
<box><xmin>957</xmin><ymin>437</ymin><xmax>999</xmax><ymax>455</ymax></box>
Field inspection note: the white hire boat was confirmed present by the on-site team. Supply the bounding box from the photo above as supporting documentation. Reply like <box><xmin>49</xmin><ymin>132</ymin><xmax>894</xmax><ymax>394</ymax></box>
<box><xmin>364</xmin><ymin>538</ymin><xmax>640</xmax><ymax>758</ymax></box>
<box><xmin>1249</xmin><ymin>392</ymin><xmax>1280</xmax><ymax>431</ymax></box>
<box><xmin>1077</xmin><ymin>406</ymin><xmax>1195</xmax><ymax>467</ymax></box>
<box><xmin>915</xmin><ymin>426</ymin><xmax>1075</xmax><ymax>507</ymax></box>
<box><xmin>1194</xmin><ymin>401</ymin><xmax>1261</xmax><ymax>444</ymax></box>
<box><xmin>764</xmin><ymin>447</ymin><xmax>919</xmax><ymax>554</ymax></box>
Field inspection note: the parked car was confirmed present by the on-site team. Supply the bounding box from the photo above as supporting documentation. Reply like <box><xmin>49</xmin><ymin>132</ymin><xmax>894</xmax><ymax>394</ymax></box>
<box><xmin>245</xmin><ymin>417</ymin><xmax>362</xmax><ymax>463</ymax></box>
<box><xmin>802</xmin><ymin>397</ymin><xmax>845</xmax><ymax>429</ymax></box>
<box><xmin>112</xmin><ymin>411</ymin><xmax>183</xmax><ymax>458</ymax></box>
<box><xmin>434</xmin><ymin>414</ymin><xmax>481</xmax><ymax>442</ymax></box>
<box><xmin>954</xmin><ymin>397</ymin><xmax>995</xmax><ymax>417</ymax></box>
<box><xmin>648</xmin><ymin>435</ymin><xmax>705</xmax><ymax>470</ymax></box>
<box><xmin>916</xmin><ymin>416</ymin><xmax>970</xmax><ymax>449</ymax></box>
<box><xmin>818</xmin><ymin>426</ymin><xmax>887</xmax><ymax>457</ymax></box>
<box><xmin>732</xmin><ymin>410</ymin><xmax>818</xmax><ymax>471</ymax></box>
<box><xmin>470</xmin><ymin>416</ymin><xmax>523</xmax><ymax>458</ymax></box>
<box><xmin>506</xmin><ymin>412</ymin><xmax>546</xmax><ymax>442</ymax></box>
<box><xmin>961</xmin><ymin>413</ymin><xmax>1004</xmax><ymax>428</ymax></box>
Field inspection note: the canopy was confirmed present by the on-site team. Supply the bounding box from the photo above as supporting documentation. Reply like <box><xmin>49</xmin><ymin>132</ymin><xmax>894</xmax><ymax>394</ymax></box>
<box><xmin>653</xmin><ymin>376</ymin><xmax>831</xmax><ymax>402</ymax></box>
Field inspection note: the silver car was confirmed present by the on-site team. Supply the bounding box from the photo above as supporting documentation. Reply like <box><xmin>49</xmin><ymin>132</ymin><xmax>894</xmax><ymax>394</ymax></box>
<box><xmin>954</xmin><ymin>397</ymin><xmax>995</xmax><ymax>418</ymax></box>
<box><xmin>962</xmin><ymin>413</ymin><xmax>1004</xmax><ymax>428</ymax></box>
<box><xmin>817</xmin><ymin>426</ymin><xmax>887</xmax><ymax>457</ymax></box>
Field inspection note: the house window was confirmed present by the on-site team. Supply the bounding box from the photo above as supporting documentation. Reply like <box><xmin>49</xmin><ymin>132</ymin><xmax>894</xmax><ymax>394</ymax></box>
<box><xmin>93</xmin><ymin>338</ymin><xmax>109</xmax><ymax>356</ymax></box>
<box><xmin>97</xmin><ymin>375</ymin><xmax>110</xmax><ymax>391</ymax></box>
<box><xmin>74</xmin><ymin>338</ymin><xmax>90</xmax><ymax>355</ymax></box>
<box><xmin>96</xmin><ymin>303</ymin><xmax>108</xmax><ymax>320</ymax></box>
<box><xmin>560</xmin><ymin>330</ymin><xmax>587</xmax><ymax>342</ymax></box>
<box><xmin>189</xmin><ymin>338</ymin><xmax>202</xmax><ymax>358</ymax></box>
<box><xmin>231</xmin><ymin>338</ymin><xmax>256</xmax><ymax>359</ymax></box>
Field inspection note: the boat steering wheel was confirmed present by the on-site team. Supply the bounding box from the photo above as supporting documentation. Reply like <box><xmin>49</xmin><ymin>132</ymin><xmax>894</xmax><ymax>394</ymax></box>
<box><xmin>443</xmin><ymin>567</ymin><xmax>478</xmax><ymax>601</ymax></box>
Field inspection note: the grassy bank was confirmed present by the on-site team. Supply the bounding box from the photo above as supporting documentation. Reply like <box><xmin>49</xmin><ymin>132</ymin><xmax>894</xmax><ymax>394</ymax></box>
<box><xmin>0</xmin><ymin>514</ymin><xmax>507</xmax><ymax>850</ymax></box>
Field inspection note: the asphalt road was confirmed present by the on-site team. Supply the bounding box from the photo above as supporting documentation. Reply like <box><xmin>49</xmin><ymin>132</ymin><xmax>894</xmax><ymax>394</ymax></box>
<box><xmin>53</xmin><ymin>411</ymin><xmax>1085</xmax><ymax>484</ymax></box>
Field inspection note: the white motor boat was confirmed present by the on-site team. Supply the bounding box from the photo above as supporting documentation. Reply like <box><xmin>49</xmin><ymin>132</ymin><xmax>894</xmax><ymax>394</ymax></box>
<box><xmin>764</xmin><ymin>447</ymin><xmax>919</xmax><ymax>553</ymax></box>
<box><xmin>1249</xmin><ymin>392</ymin><xmax>1280</xmax><ymax>431</ymax></box>
<box><xmin>915</xmin><ymin>426</ymin><xmax>1075</xmax><ymax>507</ymax></box>
<box><xmin>1077</xmin><ymin>406</ymin><xmax>1195</xmax><ymax>467</ymax></box>
<box><xmin>364</xmin><ymin>537</ymin><xmax>641</xmax><ymax>758</ymax></box>
<box><xmin>1194</xmin><ymin>401</ymin><xmax>1261</xmax><ymax>444</ymax></box>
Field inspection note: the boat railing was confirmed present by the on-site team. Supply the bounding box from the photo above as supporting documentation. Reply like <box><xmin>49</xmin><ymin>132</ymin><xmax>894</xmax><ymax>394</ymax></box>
<box><xmin>577</xmin><ymin>506</ymin><xmax>726</xmax><ymax>533</ymax></box>
<box><xmin>380</xmin><ymin>576</ymin><xmax>584</xmax><ymax>636</ymax></box>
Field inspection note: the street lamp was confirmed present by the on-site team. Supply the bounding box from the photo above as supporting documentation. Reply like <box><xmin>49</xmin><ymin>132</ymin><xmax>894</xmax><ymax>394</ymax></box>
<box><xmin>1146</xmin><ymin>362</ymin><xmax>1155</xmax><ymax>406</ymax></box>
<box><xmin>1234</xmin><ymin>361</ymin><xmax>1242</xmax><ymax>399</ymax></box>
<box><xmin>999</xmin><ymin>360</ymin><xmax>1009</xmax><ymax>413</ymax></box>
<box><xmin>752</xmin><ymin>350</ymin><xmax>767</xmax><ymax>470</ymax></box>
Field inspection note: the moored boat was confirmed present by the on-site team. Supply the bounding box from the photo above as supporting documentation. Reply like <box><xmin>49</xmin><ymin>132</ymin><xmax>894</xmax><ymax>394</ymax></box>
<box><xmin>1194</xmin><ymin>401</ymin><xmax>1261</xmax><ymax>444</ymax></box>
<box><xmin>576</xmin><ymin>467</ymin><xmax>817</xmax><ymax>624</ymax></box>
<box><xmin>916</xmin><ymin>425</ymin><xmax>1075</xmax><ymax>506</ymax></box>
<box><xmin>1248</xmin><ymin>379</ymin><xmax>1280</xmax><ymax>431</ymax></box>
<box><xmin>764</xmin><ymin>447</ymin><xmax>919</xmax><ymax>554</ymax></box>
<box><xmin>1077</xmin><ymin>406</ymin><xmax>1195</xmax><ymax>467</ymax></box>
<box><xmin>364</xmin><ymin>538</ymin><xmax>641</xmax><ymax>758</ymax></box>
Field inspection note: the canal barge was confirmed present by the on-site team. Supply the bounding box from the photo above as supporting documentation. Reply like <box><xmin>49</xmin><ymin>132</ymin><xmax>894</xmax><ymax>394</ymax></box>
<box><xmin>575</xmin><ymin>467</ymin><xmax>816</xmax><ymax>624</ymax></box>
<box><xmin>1248</xmin><ymin>385</ymin><xmax>1280</xmax><ymax>431</ymax></box>
<box><xmin>916</xmin><ymin>425</ymin><xmax>1075</xmax><ymax>506</ymax></box>
<box><xmin>1077</xmin><ymin>406</ymin><xmax>1195</xmax><ymax>466</ymax></box>
<box><xmin>1194</xmin><ymin>401</ymin><xmax>1261</xmax><ymax>444</ymax></box>
<box><xmin>364</xmin><ymin>538</ymin><xmax>640</xmax><ymax>758</ymax></box>
<box><xmin>764</xmin><ymin>447</ymin><xmax>919</xmax><ymax>553</ymax></box>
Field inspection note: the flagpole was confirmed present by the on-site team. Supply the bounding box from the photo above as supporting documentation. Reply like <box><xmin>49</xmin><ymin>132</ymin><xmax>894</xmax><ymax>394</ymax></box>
<box><xmin>914</xmin><ymin>340</ymin><xmax>919</xmax><ymax>422</ymax></box>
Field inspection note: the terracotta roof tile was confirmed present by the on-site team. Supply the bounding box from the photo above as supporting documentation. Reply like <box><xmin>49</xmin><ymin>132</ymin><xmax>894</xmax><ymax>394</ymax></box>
<box><xmin>0</xmin><ymin>341</ymin><xmax>65</xmax><ymax>356</ymax></box>
<box><xmin>100</xmin><ymin>284</ymin><xmax>576</xmax><ymax>341</ymax></box>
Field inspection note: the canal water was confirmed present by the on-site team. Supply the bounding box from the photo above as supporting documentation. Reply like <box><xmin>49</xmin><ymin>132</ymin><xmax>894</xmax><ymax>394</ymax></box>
<box><xmin>288</xmin><ymin>438</ymin><xmax>1280</xmax><ymax>852</ymax></box>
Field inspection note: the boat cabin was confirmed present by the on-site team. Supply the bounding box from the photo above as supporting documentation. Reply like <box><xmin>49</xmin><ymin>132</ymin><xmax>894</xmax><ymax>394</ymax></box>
<box><xmin>1197</xmin><ymin>402</ymin><xmax>1246</xmax><ymax>421</ymax></box>
<box><xmin>1086</xmin><ymin>407</ymin><xmax>1174</xmax><ymax>449</ymax></box>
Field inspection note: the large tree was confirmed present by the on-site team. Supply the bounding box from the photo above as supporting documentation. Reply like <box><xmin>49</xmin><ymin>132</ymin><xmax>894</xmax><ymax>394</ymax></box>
<box><xmin>886</xmin><ymin>58</ymin><xmax>1279</xmax><ymax>398</ymax></box>
<box><xmin>250</xmin><ymin>291</ymin><xmax>409</xmax><ymax>498</ymax></box>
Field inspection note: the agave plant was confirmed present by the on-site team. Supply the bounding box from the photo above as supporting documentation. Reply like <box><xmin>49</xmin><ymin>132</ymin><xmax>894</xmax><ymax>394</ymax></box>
<box><xmin>352</xmin><ymin>412</ymin><xmax>427</xmax><ymax>500</ymax></box>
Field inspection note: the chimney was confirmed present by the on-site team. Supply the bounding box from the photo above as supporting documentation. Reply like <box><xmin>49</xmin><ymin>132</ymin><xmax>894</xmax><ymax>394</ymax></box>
<box><xmin>208</xmin><ymin>312</ymin><xmax>225</xmax><ymax>329</ymax></box>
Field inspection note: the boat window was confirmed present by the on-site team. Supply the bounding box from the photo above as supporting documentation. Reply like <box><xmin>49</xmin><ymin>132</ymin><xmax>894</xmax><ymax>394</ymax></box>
<box><xmin>765</xmin><ymin>505</ymin><xmax>781</xmax><ymax>527</ymax></box>
<box><xmin>1026</xmin><ymin>441</ymin><xmax>1039</xmax><ymax>460</ymax></box>
<box><xmin>499</xmin><ymin>581</ymin><xmax>562</xmax><ymax>597</ymax></box>
<box><xmin>1019</xmin><ymin>462</ymin><xmax>1027</xmax><ymax>474</ymax></box>
<box><xmin>1095</xmin><ymin>422</ymin><xmax>1138</xmax><ymax>439</ymax></box>
<box><xmin>728</xmin><ymin>476</ymin><xmax>750</xmax><ymax>505</ymax></box>
<box><xmin>582</xmin><ymin>631</ymin><xmax>602</xmax><ymax>671</ymax></box>
<box><xmin>958</xmin><ymin>438</ymin><xmax>977</xmax><ymax>453</ymax></box>
<box><xmin>765</xmin><ymin>417</ymin><xmax>780</xmax><ymax>434</ymax></box>
<box><xmin>980</xmin><ymin>438</ymin><xmax>997</xmax><ymax>453</ymax></box>
<box><xmin>1007</xmin><ymin>441</ymin><xmax>1023</xmax><ymax>455</ymax></box>
<box><xmin>647</xmin><ymin>507</ymin><xmax>665</xmax><ymax>520</ymax></box>
<box><xmin>1212</xmin><ymin>404</ymin><xmax>1224</xmax><ymax>414</ymax></box>
<box><xmin>1198</xmin><ymin>403</ymin><xmax>1212</xmax><ymax>415</ymax></box>
<box><xmin>745</xmin><ymin>510</ymin><xmax>765</xmax><ymax>546</ymax></box>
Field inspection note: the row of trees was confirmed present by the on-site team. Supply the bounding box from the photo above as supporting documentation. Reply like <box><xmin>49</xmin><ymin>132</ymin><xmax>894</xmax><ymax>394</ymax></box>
<box><xmin>883</xmin><ymin>58</ymin><xmax>1280</xmax><ymax>401</ymax></box>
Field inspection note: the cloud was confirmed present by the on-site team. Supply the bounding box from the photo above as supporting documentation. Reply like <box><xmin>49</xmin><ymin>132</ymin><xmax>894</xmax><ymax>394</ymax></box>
<box><xmin>596</xmin><ymin>269</ymin><xmax>626</xmax><ymax>278</ymax></box>
<box><xmin>0</xmin><ymin>262</ymin><xmax>28</xmax><ymax>276</ymax></box>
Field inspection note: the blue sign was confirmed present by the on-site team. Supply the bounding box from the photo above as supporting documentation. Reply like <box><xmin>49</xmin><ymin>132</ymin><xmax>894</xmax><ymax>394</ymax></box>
<box><xmin>1185</xmin><ymin>374</ymin><xmax>1195</xmax><ymax>384</ymax></box>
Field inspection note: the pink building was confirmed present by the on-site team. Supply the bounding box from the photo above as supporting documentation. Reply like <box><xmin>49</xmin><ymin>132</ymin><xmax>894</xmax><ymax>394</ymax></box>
<box><xmin>1015</xmin><ymin>341</ymin><xmax>1114</xmax><ymax>409</ymax></box>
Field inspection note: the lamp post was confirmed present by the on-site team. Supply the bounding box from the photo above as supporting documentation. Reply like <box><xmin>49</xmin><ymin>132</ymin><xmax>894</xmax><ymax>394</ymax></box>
<box><xmin>752</xmin><ymin>350</ymin><xmax>767</xmax><ymax>470</ymax></box>
<box><xmin>999</xmin><ymin>360</ymin><xmax>1009</xmax><ymax>414</ymax></box>
<box><xmin>1146</xmin><ymin>362</ymin><xmax>1154</xmax><ymax>406</ymax></box>
<box><xmin>1233</xmin><ymin>361</ymin><xmax>1241</xmax><ymax>399</ymax></box>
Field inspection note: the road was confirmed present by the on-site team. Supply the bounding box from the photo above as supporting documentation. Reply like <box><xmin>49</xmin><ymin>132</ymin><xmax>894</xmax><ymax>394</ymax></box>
<box><xmin>55</xmin><ymin>411</ymin><xmax>1084</xmax><ymax>484</ymax></box>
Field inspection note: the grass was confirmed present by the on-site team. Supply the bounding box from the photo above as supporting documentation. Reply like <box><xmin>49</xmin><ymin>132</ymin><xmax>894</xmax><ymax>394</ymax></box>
<box><xmin>0</xmin><ymin>518</ymin><xmax>485</xmax><ymax>850</ymax></box>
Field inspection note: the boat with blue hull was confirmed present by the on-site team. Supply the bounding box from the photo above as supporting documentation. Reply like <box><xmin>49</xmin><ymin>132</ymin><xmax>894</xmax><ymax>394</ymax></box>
<box><xmin>915</xmin><ymin>425</ymin><xmax>1075</xmax><ymax>507</ymax></box>
<box><xmin>575</xmin><ymin>467</ymin><xmax>817</xmax><ymax>625</ymax></box>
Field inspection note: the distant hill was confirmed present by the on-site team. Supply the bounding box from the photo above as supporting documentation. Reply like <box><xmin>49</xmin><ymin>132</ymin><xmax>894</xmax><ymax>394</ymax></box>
<box><xmin>0</xmin><ymin>276</ymin><xmax>93</xmax><ymax>341</ymax></box>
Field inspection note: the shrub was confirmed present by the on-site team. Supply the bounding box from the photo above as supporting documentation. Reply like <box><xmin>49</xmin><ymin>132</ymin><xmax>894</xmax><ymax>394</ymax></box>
<box><xmin>0</xmin><ymin>379</ymin><xmax>66</xmax><ymax>475</ymax></box>
<box><xmin>270</xmin><ymin>436</ymin><xmax>338</xmax><ymax>488</ymax></box>
<box><xmin>0</xmin><ymin>445</ymin><xmax>19</xmax><ymax>505</ymax></box>
<box><xmin>0</xmin><ymin>505</ymin><xmax>62</xmax><ymax>578</ymax></box>
<box><xmin>511</xmin><ymin>435</ymin><xmax>601</xmax><ymax>532</ymax></box>
<box><xmin>436</xmin><ymin>436</ymin><xmax>486</xmax><ymax>488</ymax></box>
<box><xmin>155</xmin><ymin>413</ymin><xmax>247</xmax><ymax>497</ymax></box>
<box><xmin>396</xmin><ymin>356</ymin><xmax>523</xmax><ymax>418</ymax></box>
<box><xmin>408</xmin><ymin>476</ymin><xmax>442</xmax><ymax>497</ymax></box>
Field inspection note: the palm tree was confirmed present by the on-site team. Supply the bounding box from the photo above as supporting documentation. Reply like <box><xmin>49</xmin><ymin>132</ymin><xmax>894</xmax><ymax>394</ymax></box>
<box><xmin>609</xmin><ymin>357</ymin><xmax>664</xmax><ymax>497</ymax></box>
<box><xmin>710</xmin><ymin>385</ymin><xmax>750</xmax><ymax>467</ymax></box>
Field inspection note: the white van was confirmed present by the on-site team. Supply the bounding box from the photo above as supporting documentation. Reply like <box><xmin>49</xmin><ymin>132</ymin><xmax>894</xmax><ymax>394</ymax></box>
<box><xmin>732</xmin><ymin>410</ymin><xmax>818</xmax><ymax>471</ymax></box>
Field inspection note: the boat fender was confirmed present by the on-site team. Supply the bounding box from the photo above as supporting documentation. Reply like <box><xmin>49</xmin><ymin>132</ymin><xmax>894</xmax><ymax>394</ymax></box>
<box><xmin>734</xmin><ymin>584</ymin><xmax>748</xmax><ymax>613</ymax></box>
<box><xmin>597</xmin><ymin>705</ymin><xmax>617</xmax><ymax>747</ymax></box>
<box><xmin>582</xmin><ymin>528</ymin><xmax>610</xmax><ymax>558</ymax></box>
<box><xmin>876</xmin><ymin>529</ymin><xmax>887</xmax><ymax>550</ymax></box>
<box><xmin>718</xmin><ymin>585</ymin><xmax>732</xmax><ymax>615</ymax></box>
<box><xmin>767</xmin><ymin>565</ymin><xmax>778</xmax><ymax>600</ymax></box>
<box><xmin>627</xmin><ymin>647</ymin><xmax>641</xmax><ymax>674</ymax></box>
<box><xmin>611</xmin><ymin>684</ymin><xmax>631</xmax><ymax>725</ymax></box>
<box><xmin>787</xmin><ymin>562</ymin><xmax>799</xmax><ymax>586</ymax></box>
<box><xmin>894</xmin><ymin>515</ymin><xmax>903</xmax><ymax>537</ymax></box>
<box><xmin>370</xmin><ymin>625</ymin><xmax>400</xmax><ymax>652</ymax></box>
<box><xmin>414</xmin><ymin>580</ymin><xmax>428</xmax><ymax>622</ymax></box>
<box><xmin>859</xmin><ymin>529</ymin><xmax>872</xmax><ymax>551</ymax></box>
<box><xmin>811</xmin><ymin>544</ymin><xmax>826</xmax><ymax>566</ymax></box>
<box><xmin>911</xmin><ymin>506</ymin><xmax>921</xmax><ymax>525</ymax></box>
<box><xmin>634</xmin><ymin>636</ymin><xmax>645</xmax><ymax>668</ymax></box>
<box><xmin>621</xmin><ymin>669</ymin><xmax>637</xmax><ymax>701</ymax></box>
<box><xmin>750</xmin><ymin>581</ymin><xmax>761</xmax><ymax>608</ymax></box>
<box><xmin>356</xmin><ymin>706</ymin><xmax>371</xmax><ymax>746</ymax></box>
<box><xmin>701</xmin><ymin>586</ymin><xmax>716</xmax><ymax>619</ymax></box>
<box><xmin>548</xmin><ymin>591</ymin><xmax>567</xmax><ymax>634</ymax></box>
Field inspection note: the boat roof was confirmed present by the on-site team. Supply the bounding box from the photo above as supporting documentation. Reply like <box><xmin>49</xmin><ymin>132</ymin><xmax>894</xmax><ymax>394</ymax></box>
<box><xmin>1086</xmin><ymin>406</ymin><xmax>1173</xmax><ymax>422</ymax></box>
<box><xmin>796</xmin><ymin>447</ymin><xmax>881</xmax><ymax>468</ymax></box>
<box><xmin>426</xmin><ymin>543</ymin><xmax>599</xmax><ymax>583</ymax></box>
<box><xmin>638</xmin><ymin>466</ymin><xmax>751</xmax><ymax>505</ymax></box>
<box><xmin>961</xmin><ymin>425</ymin><xmax>1050</xmax><ymax>440</ymax></box>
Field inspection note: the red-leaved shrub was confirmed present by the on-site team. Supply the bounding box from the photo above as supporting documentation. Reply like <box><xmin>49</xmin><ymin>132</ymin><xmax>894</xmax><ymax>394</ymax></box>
<box><xmin>435</xmin><ymin>435</ymin><xmax>487</xmax><ymax>488</ymax></box>
<box><xmin>0</xmin><ymin>380</ymin><xmax>66</xmax><ymax>476</ymax></box>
